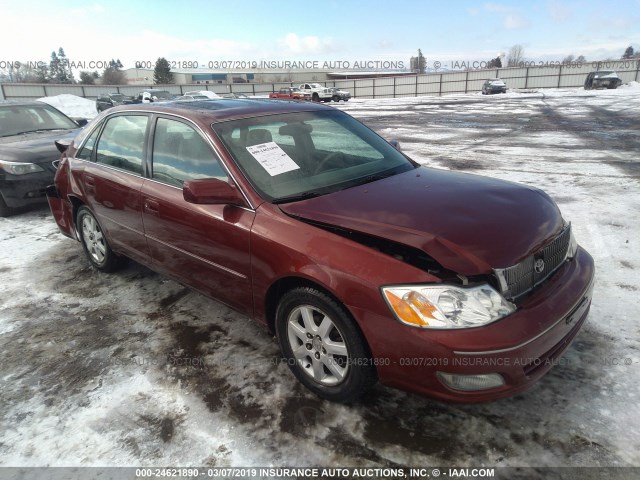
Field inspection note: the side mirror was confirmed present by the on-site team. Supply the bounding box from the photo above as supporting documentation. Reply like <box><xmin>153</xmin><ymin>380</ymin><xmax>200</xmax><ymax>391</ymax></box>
<box><xmin>388</xmin><ymin>139</ymin><xmax>402</xmax><ymax>151</ymax></box>
<box><xmin>183</xmin><ymin>178</ymin><xmax>245</xmax><ymax>206</ymax></box>
<box><xmin>73</xmin><ymin>118</ymin><xmax>89</xmax><ymax>127</ymax></box>
<box><xmin>55</xmin><ymin>139</ymin><xmax>71</xmax><ymax>153</ymax></box>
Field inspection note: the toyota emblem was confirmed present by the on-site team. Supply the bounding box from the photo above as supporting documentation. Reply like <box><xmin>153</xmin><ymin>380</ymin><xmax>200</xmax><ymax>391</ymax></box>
<box><xmin>534</xmin><ymin>258</ymin><xmax>545</xmax><ymax>274</ymax></box>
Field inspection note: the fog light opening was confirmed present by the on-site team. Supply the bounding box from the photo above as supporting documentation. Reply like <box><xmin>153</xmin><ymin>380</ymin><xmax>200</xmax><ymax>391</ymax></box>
<box><xmin>437</xmin><ymin>372</ymin><xmax>505</xmax><ymax>392</ymax></box>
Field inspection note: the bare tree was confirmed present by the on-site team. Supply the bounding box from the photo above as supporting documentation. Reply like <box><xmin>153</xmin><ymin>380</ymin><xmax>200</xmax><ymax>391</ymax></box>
<box><xmin>507</xmin><ymin>44</ymin><xmax>525</xmax><ymax>67</ymax></box>
<box><xmin>102</xmin><ymin>59</ymin><xmax>126</xmax><ymax>85</ymax></box>
<box><xmin>102</xmin><ymin>67</ymin><xmax>126</xmax><ymax>85</ymax></box>
<box><xmin>562</xmin><ymin>54</ymin><xmax>575</xmax><ymax>63</ymax></box>
<box><xmin>410</xmin><ymin>49</ymin><xmax>426</xmax><ymax>74</ymax></box>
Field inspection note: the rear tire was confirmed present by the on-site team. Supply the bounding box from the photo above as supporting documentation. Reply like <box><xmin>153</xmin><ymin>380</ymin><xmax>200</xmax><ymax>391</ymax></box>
<box><xmin>333</xmin><ymin>95</ymin><xmax>340</xmax><ymax>102</ymax></box>
<box><xmin>77</xmin><ymin>206</ymin><xmax>122</xmax><ymax>272</ymax></box>
<box><xmin>275</xmin><ymin>287</ymin><xmax>376</xmax><ymax>403</ymax></box>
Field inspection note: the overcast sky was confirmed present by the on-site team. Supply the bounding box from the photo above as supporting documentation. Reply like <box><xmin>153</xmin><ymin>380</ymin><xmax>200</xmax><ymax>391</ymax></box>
<box><xmin>1</xmin><ymin>0</ymin><xmax>639</xmax><ymax>70</ymax></box>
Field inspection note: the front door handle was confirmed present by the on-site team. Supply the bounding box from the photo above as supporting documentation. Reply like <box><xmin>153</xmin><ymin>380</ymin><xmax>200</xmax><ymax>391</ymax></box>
<box><xmin>144</xmin><ymin>199</ymin><xmax>160</xmax><ymax>214</ymax></box>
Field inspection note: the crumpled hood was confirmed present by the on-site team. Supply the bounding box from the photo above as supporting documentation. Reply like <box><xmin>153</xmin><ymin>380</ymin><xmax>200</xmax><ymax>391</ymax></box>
<box><xmin>279</xmin><ymin>167</ymin><xmax>564</xmax><ymax>275</ymax></box>
<box><xmin>0</xmin><ymin>129</ymin><xmax>78</xmax><ymax>164</ymax></box>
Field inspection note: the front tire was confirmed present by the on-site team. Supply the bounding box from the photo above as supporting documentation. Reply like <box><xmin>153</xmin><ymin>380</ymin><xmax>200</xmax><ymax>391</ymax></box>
<box><xmin>77</xmin><ymin>206</ymin><xmax>122</xmax><ymax>272</ymax></box>
<box><xmin>275</xmin><ymin>287</ymin><xmax>376</xmax><ymax>403</ymax></box>
<box><xmin>312</xmin><ymin>92</ymin><xmax>319</xmax><ymax>102</ymax></box>
<box><xmin>0</xmin><ymin>193</ymin><xmax>11</xmax><ymax>217</ymax></box>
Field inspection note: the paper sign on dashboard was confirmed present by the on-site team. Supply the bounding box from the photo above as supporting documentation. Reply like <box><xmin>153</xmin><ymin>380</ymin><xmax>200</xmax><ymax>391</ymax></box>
<box><xmin>246</xmin><ymin>142</ymin><xmax>300</xmax><ymax>176</ymax></box>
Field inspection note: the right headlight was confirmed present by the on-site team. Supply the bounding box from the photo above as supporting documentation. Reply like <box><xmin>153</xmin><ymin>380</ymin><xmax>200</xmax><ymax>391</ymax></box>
<box><xmin>382</xmin><ymin>283</ymin><xmax>515</xmax><ymax>329</ymax></box>
<box><xmin>0</xmin><ymin>159</ymin><xmax>45</xmax><ymax>175</ymax></box>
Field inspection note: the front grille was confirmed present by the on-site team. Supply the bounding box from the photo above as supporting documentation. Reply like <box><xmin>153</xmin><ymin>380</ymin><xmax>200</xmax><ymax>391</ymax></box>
<box><xmin>495</xmin><ymin>223</ymin><xmax>572</xmax><ymax>300</ymax></box>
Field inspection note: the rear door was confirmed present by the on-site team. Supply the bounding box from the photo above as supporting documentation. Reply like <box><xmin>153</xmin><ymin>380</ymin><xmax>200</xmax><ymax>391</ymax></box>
<box><xmin>140</xmin><ymin>115</ymin><xmax>255</xmax><ymax>315</ymax></box>
<box><xmin>81</xmin><ymin>113</ymin><xmax>150</xmax><ymax>264</ymax></box>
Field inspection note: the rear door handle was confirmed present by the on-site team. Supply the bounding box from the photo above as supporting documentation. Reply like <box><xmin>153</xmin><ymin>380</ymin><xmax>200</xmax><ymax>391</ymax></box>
<box><xmin>85</xmin><ymin>175</ymin><xmax>95</xmax><ymax>188</ymax></box>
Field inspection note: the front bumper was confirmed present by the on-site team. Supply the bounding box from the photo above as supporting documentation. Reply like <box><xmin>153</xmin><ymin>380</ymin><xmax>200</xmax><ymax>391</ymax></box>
<box><xmin>0</xmin><ymin>170</ymin><xmax>54</xmax><ymax>208</ymax></box>
<box><xmin>351</xmin><ymin>247</ymin><xmax>595</xmax><ymax>402</ymax></box>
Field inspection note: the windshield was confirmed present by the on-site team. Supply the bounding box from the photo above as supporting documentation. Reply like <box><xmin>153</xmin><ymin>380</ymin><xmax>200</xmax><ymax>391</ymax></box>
<box><xmin>213</xmin><ymin>110</ymin><xmax>415</xmax><ymax>202</ymax></box>
<box><xmin>0</xmin><ymin>103</ymin><xmax>77</xmax><ymax>137</ymax></box>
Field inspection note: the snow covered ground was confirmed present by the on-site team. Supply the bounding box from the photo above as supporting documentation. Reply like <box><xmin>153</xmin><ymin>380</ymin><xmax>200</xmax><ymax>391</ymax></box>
<box><xmin>1</xmin><ymin>87</ymin><xmax>639</xmax><ymax>470</ymax></box>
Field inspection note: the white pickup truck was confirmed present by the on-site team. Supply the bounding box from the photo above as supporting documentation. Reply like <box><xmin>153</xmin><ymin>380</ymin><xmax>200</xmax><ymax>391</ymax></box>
<box><xmin>298</xmin><ymin>83</ymin><xmax>332</xmax><ymax>102</ymax></box>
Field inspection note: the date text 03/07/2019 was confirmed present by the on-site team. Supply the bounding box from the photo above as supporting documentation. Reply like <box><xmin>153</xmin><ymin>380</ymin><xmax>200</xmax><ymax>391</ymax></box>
<box><xmin>133</xmin><ymin>60</ymin><xmax>406</xmax><ymax>70</ymax></box>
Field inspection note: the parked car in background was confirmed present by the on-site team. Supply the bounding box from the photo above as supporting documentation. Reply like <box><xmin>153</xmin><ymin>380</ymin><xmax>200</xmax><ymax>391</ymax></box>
<box><xmin>0</xmin><ymin>101</ymin><xmax>85</xmax><ymax>216</ymax></box>
<box><xmin>95</xmin><ymin>93</ymin><xmax>138</xmax><ymax>112</ymax></box>
<box><xmin>176</xmin><ymin>95</ymin><xmax>210</xmax><ymax>101</ymax></box>
<box><xmin>584</xmin><ymin>71</ymin><xmax>622</xmax><ymax>90</ymax></box>
<box><xmin>137</xmin><ymin>89</ymin><xmax>174</xmax><ymax>103</ymax></box>
<box><xmin>47</xmin><ymin>100</ymin><xmax>594</xmax><ymax>404</ymax></box>
<box><xmin>328</xmin><ymin>87</ymin><xmax>351</xmax><ymax>102</ymax></box>
<box><xmin>298</xmin><ymin>83</ymin><xmax>332</xmax><ymax>102</ymax></box>
<box><xmin>269</xmin><ymin>87</ymin><xmax>311</xmax><ymax>100</ymax></box>
<box><xmin>482</xmin><ymin>79</ymin><xmax>507</xmax><ymax>94</ymax></box>
<box><xmin>184</xmin><ymin>90</ymin><xmax>220</xmax><ymax>99</ymax></box>
<box><xmin>221</xmin><ymin>92</ymin><xmax>251</xmax><ymax>99</ymax></box>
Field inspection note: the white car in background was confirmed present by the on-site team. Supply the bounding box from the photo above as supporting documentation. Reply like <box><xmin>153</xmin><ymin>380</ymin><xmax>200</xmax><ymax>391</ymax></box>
<box><xmin>298</xmin><ymin>83</ymin><xmax>332</xmax><ymax>102</ymax></box>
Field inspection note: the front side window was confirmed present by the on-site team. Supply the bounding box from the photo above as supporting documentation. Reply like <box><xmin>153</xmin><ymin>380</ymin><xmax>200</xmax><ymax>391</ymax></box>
<box><xmin>214</xmin><ymin>110</ymin><xmax>414</xmax><ymax>202</ymax></box>
<box><xmin>152</xmin><ymin>118</ymin><xmax>227</xmax><ymax>188</ymax></box>
<box><xmin>95</xmin><ymin>115</ymin><xmax>148</xmax><ymax>175</ymax></box>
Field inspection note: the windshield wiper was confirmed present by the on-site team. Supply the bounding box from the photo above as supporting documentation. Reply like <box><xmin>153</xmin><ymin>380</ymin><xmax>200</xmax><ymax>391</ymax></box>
<box><xmin>353</xmin><ymin>171</ymin><xmax>395</xmax><ymax>187</ymax></box>
<box><xmin>273</xmin><ymin>191</ymin><xmax>323</xmax><ymax>204</ymax></box>
<box><xmin>18</xmin><ymin>128</ymin><xmax>69</xmax><ymax>134</ymax></box>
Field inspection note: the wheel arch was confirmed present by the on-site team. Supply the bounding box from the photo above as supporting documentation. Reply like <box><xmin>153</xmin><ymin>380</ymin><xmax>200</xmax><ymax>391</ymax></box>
<box><xmin>67</xmin><ymin>195</ymin><xmax>85</xmax><ymax>237</ymax></box>
<box><xmin>264</xmin><ymin>275</ymin><xmax>375</xmax><ymax>365</ymax></box>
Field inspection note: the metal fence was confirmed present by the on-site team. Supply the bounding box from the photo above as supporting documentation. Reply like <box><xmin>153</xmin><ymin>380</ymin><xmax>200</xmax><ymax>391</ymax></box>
<box><xmin>2</xmin><ymin>60</ymin><xmax>639</xmax><ymax>101</ymax></box>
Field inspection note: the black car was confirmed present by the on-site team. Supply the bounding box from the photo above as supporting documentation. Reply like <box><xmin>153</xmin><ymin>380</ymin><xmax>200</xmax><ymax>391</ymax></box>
<box><xmin>584</xmin><ymin>71</ymin><xmax>622</xmax><ymax>90</ymax></box>
<box><xmin>482</xmin><ymin>78</ymin><xmax>507</xmax><ymax>94</ymax></box>
<box><xmin>0</xmin><ymin>101</ymin><xmax>85</xmax><ymax>216</ymax></box>
<box><xmin>96</xmin><ymin>93</ymin><xmax>137</xmax><ymax>112</ymax></box>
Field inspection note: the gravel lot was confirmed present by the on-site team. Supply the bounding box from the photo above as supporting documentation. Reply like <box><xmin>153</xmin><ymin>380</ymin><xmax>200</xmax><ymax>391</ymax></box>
<box><xmin>1</xmin><ymin>87</ymin><xmax>639</xmax><ymax>470</ymax></box>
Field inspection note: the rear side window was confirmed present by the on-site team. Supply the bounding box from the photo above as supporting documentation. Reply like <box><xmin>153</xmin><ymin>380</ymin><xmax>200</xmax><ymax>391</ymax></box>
<box><xmin>95</xmin><ymin>115</ymin><xmax>148</xmax><ymax>175</ymax></box>
<box><xmin>152</xmin><ymin>118</ymin><xmax>227</xmax><ymax>188</ymax></box>
<box><xmin>76</xmin><ymin>126</ymin><xmax>100</xmax><ymax>160</ymax></box>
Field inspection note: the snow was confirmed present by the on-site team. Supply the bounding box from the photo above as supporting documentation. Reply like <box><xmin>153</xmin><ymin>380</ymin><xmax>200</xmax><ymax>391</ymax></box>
<box><xmin>37</xmin><ymin>94</ymin><xmax>98</xmax><ymax>120</ymax></box>
<box><xmin>1</xmin><ymin>87</ymin><xmax>639</xmax><ymax>469</ymax></box>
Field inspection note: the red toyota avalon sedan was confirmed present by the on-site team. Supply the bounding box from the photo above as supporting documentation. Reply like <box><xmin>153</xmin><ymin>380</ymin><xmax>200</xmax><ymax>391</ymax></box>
<box><xmin>47</xmin><ymin>99</ymin><xmax>594</xmax><ymax>403</ymax></box>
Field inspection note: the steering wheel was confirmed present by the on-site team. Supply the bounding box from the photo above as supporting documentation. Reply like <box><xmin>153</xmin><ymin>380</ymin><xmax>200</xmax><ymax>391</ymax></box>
<box><xmin>313</xmin><ymin>151</ymin><xmax>344</xmax><ymax>174</ymax></box>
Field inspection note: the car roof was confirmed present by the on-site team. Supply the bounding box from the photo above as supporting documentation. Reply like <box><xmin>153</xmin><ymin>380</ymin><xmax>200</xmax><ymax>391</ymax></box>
<box><xmin>0</xmin><ymin>100</ymin><xmax>54</xmax><ymax>107</ymax></box>
<box><xmin>107</xmin><ymin>98</ymin><xmax>334</xmax><ymax>123</ymax></box>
